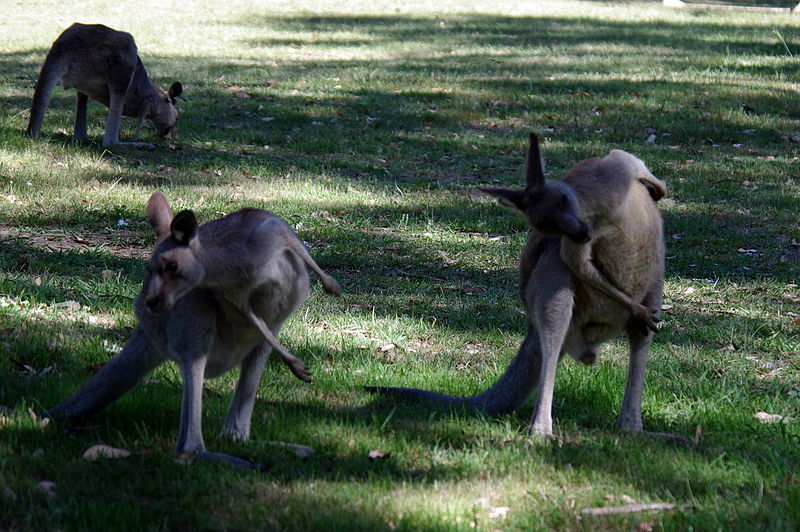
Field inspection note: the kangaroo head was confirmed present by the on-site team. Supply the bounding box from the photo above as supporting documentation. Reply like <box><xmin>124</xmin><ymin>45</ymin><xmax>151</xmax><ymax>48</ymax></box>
<box><xmin>143</xmin><ymin>192</ymin><xmax>204</xmax><ymax>315</ymax></box>
<box><xmin>149</xmin><ymin>81</ymin><xmax>183</xmax><ymax>138</ymax></box>
<box><xmin>480</xmin><ymin>133</ymin><xmax>591</xmax><ymax>244</ymax></box>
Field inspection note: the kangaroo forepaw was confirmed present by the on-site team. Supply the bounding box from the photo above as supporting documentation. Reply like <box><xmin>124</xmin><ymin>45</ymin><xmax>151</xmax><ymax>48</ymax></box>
<box><xmin>630</xmin><ymin>304</ymin><xmax>659</xmax><ymax>335</ymax></box>
<box><xmin>288</xmin><ymin>361</ymin><xmax>313</xmax><ymax>383</ymax></box>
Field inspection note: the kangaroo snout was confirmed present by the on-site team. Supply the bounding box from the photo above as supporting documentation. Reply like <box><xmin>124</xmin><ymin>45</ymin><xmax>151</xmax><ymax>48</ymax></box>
<box><xmin>568</xmin><ymin>224</ymin><xmax>591</xmax><ymax>244</ymax></box>
<box><xmin>145</xmin><ymin>295</ymin><xmax>167</xmax><ymax>315</ymax></box>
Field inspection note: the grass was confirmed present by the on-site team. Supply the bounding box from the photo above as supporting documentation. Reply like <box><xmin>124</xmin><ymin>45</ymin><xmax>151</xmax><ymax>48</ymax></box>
<box><xmin>1</xmin><ymin>0</ymin><xmax>799</xmax><ymax>529</ymax></box>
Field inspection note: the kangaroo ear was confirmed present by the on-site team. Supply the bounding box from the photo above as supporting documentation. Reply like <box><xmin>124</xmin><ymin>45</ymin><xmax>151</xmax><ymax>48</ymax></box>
<box><xmin>479</xmin><ymin>187</ymin><xmax>526</xmax><ymax>211</ymax></box>
<box><xmin>525</xmin><ymin>133</ymin><xmax>545</xmax><ymax>188</ymax></box>
<box><xmin>170</xmin><ymin>210</ymin><xmax>198</xmax><ymax>245</ymax></box>
<box><xmin>168</xmin><ymin>81</ymin><xmax>183</xmax><ymax>103</ymax></box>
<box><xmin>147</xmin><ymin>191</ymin><xmax>174</xmax><ymax>242</ymax></box>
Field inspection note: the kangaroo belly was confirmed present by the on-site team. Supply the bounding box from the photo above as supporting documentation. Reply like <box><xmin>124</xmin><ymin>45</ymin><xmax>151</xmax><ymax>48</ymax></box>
<box><xmin>204</xmin><ymin>337</ymin><xmax>261</xmax><ymax>378</ymax></box>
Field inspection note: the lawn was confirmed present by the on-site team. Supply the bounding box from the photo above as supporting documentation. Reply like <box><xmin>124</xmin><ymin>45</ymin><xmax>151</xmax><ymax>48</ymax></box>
<box><xmin>1</xmin><ymin>0</ymin><xmax>799</xmax><ymax>530</ymax></box>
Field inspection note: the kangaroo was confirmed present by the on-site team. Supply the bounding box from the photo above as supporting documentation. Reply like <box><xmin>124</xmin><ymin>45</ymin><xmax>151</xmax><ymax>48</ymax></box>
<box><xmin>26</xmin><ymin>23</ymin><xmax>183</xmax><ymax>147</ymax></box>
<box><xmin>47</xmin><ymin>192</ymin><xmax>341</xmax><ymax>469</ymax></box>
<box><xmin>367</xmin><ymin>134</ymin><xmax>668</xmax><ymax>440</ymax></box>
<box><xmin>480</xmin><ymin>134</ymin><xmax>667</xmax><ymax>335</ymax></box>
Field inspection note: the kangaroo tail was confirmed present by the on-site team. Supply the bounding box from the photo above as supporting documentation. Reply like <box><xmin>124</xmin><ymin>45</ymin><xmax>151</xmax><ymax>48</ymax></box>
<box><xmin>365</xmin><ymin>324</ymin><xmax>542</xmax><ymax>416</ymax></box>
<box><xmin>47</xmin><ymin>328</ymin><xmax>164</xmax><ymax>422</ymax></box>
<box><xmin>26</xmin><ymin>50</ymin><xmax>69</xmax><ymax>137</ymax></box>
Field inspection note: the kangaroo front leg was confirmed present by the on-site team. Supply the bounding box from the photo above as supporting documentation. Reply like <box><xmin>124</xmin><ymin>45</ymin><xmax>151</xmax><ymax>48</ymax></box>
<box><xmin>223</xmin><ymin>342</ymin><xmax>271</xmax><ymax>440</ymax></box>
<box><xmin>133</xmin><ymin>104</ymin><xmax>148</xmax><ymax>142</ymax></box>
<box><xmin>244</xmin><ymin>309</ymin><xmax>312</xmax><ymax>382</ymax></box>
<box><xmin>529</xmin><ymin>273</ymin><xmax>575</xmax><ymax>438</ymax></box>
<box><xmin>561</xmin><ymin>240</ymin><xmax>658</xmax><ymax>334</ymax></box>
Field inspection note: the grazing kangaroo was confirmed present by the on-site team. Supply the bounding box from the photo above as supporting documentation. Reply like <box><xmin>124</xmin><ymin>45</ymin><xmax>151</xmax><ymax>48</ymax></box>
<box><xmin>26</xmin><ymin>23</ymin><xmax>183</xmax><ymax>146</ymax></box>
<box><xmin>368</xmin><ymin>134</ymin><xmax>669</xmax><ymax>439</ymax></box>
<box><xmin>48</xmin><ymin>192</ymin><xmax>341</xmax><ymax>469</ymax></box>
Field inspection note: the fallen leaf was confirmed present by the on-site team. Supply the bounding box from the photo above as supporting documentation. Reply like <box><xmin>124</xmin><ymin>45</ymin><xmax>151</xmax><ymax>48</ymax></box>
<box><xmin>82</xmin><ymin>444</ymin><xmax>132</xmax><ymax>461</ymax></box>
<box><xmin>582</xmin><ymin>502</ymin><xmax>675</xmax><ymax>516</ymax></box>
<box><xmin>37</xmin><ymin>481</ymin><xmax>57</xmax><ymax>499</ymax></box>
<box><xmin>28</xmin><ymin>408</ymin><xmax>49</xmax><ymax>427</ymax></box>
<box><xmin>368</xmin><ymin>449</ymin><xmax>390</xmax><ymax>460</ymax></box>
<box><xmin>488</xmin><ymin>506</ymin><xmax>510</xmax><ymax>518</ymax></box>
<box><xmin>53</xmin><ymin>300</ymin><xmax>81</xmax><ymax>311</ymax></box>
<box><xmin>437</xmin><ymin>250</ymin><xmax>456</xmax><ymax>264</ymax></box>
<box><xmin>233</xmin><ymin>92</ymin><xmax>251</xmax><ymax>99</ymax></box>
<box><xmin>378</xmin><ymin>343</ymin><xmax>396</xmax><ymax>352</ymax></box>
<box><xmin>9</xmin><ymin>358</ymin><xmax>35</xmax><ymax>374</ymax></box>
<box><xmin>753</xmin><ymin>412</ymin><xmax>793</xmax><ymax>424</ymax></box>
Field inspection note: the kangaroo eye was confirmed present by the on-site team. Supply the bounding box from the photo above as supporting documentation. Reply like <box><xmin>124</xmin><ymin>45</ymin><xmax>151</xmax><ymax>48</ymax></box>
<box><xmin>163</xmin><ymin>261</ymin><xmax>178</xmax><ymax>274</ymax></box>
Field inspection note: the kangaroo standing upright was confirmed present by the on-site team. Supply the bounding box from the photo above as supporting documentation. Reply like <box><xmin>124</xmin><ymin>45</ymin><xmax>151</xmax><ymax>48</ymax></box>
<box><xmin>48</xmin><ymin>192</ymin><xmax>341</xmax><ymax>469</ymax></box>
<box><xmin>368</xmin><ymin>134</ymin><xmax>669</xmax><ymax>439</ymax></box>
<box><xmin>26</xmin><ymin>23</ymin><xmax>183</xmax><ymax>146</ymax></box>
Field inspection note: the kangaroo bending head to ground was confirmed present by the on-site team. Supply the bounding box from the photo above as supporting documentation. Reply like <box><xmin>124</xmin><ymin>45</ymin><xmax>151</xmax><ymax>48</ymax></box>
<box><xmin>26</xmin><ymin>23</ymin><xmax>183</xmax><ymax>147</ymax></box>
<box><xmin>47</xmin><ymin>192</ymin><xmax>341</xmax><ymax>469</ymax></box>
<box><xmin>368</xmin><ymin>134</ymin><xmax>678</xmax><ymax>442</ymax></box>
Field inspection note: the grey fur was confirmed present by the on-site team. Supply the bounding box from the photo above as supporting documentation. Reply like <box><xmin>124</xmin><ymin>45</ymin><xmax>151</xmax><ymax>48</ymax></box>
<box><xmin>48</xmin><ymin>192</ymin><xmax>341</xmax><ymax>468</ymax></box>
<box><xmin>26</xmin><ymin>23</ymin><xmax>182</xmax><ymax>147</ymax></box>
<box><xmin>367</xmin><ymin>134</ymin><xmax>666</xmax><ymax>439</ymax></box>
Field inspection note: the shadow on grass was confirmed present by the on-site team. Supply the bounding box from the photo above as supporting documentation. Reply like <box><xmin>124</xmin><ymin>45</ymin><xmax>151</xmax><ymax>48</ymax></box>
<box><xmin>1</xmin><ymin>10</ymin><xmax>798</xmax><ymax>527</ymax></box>
<box><xmin>2</xmin><ymin>13</ymin><xmax>799</xmax><ymax>186</ymax></box>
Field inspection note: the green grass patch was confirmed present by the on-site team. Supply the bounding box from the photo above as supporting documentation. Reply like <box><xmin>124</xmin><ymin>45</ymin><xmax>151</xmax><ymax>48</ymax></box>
<box><xmin>1</xmin><ymin>0</ymin><xmax>799</xmax><ymax>530</ymax></box>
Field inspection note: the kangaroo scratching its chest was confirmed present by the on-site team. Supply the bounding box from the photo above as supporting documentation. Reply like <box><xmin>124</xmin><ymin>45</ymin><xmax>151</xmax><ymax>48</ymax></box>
<box><xmin>47</xmin><ymin>192</ymin><xmax>341</xmax><ymax>469</ymax></box>
<box><xmin>26</xmin><ymin>23</ymin><xmax>183</xmax><ymax>146</ymax></box>
<box><xmin>368</xmin><ymin>134</ymin><xmax>676</xmax><ymax>441</ymax></box>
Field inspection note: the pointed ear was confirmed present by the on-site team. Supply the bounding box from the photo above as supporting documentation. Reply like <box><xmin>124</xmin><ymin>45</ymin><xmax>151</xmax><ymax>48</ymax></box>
<box><xmin>525</xmin><ymin>133</ymin><xmax>545</xmax><ymax>188</ymax></box>
<box><xmin>168</xmin><ymin>81</ymin><xmax>183</xmax><ymax>103</ymax></box>
<box><xmin>479</xmin><ymin>187</ymin><xmax>526</xmax><ymax>211</ymax></box>
<box><xmin>170</xmin><ymin>210</ymin><xmax>198</xmax><ymax>245</ymax></box>
<box><xmin>146</xmin><ymin>191</ymin><xmax>173</xmax><ymax>241</ymax></box>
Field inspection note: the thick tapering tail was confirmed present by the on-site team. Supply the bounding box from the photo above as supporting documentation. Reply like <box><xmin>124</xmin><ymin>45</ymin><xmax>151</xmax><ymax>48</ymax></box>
<box><xmin>26</xmin><ymin>50</ymin><xmax>69</xmax><ymax>137</ymax></box>
<box><xmin>365</xmin><ymin>324</ymin><xmax>542</xmax><ymax>417</ymax></box>
<box><xmin>47</xmin><ymin>328</ymin><xmax>165</xmax><ymax>422</ymax></box>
